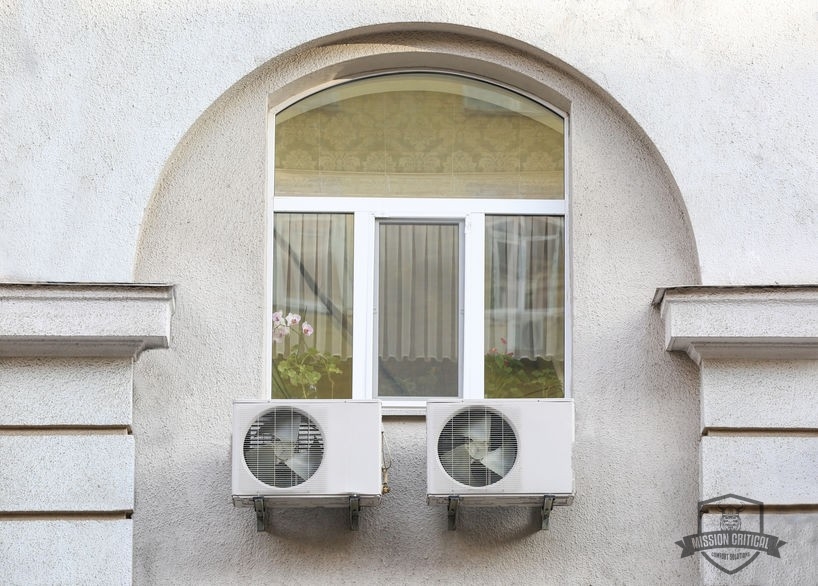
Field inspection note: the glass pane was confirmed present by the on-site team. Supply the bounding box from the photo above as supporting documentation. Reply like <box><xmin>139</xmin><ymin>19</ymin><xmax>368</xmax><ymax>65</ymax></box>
<box><xmin>272</xmin><ymin>213</ymin><xmax>353</xmax><ymax>399</ymax></box>
<box><xmin>485</xmin><ymin>216</ymin><xmax>564</xmax><ymax>398</ymax></box>
<box><xmin>275</xmin><ymin>73</ymin><xmax>564</xmax><ymax>199</ymax></box>
<box><xmin>378</xmin><ymin>222</ymin><xmax>460</xmax><ymax>397</ymax></box>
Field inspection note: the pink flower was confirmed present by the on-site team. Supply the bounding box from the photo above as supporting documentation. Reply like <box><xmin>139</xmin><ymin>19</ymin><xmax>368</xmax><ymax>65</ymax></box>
<box><xmin>285</xmin><ymin>312</ymin><xmax>301</xmax><ymax>326</ymax></box>
<box><xmin>272</xmin><ymin>327</ymin><xmax>288</xmax><ymax>344</ymax></box>
<box><xmin>302</xmin><ymin>322</ymin><xmax>314</xmax><ymax>336</ymax></box>
<box><xmin>272</xmin><ymin>311</ymin><xmax>284</xmax><ymax>325</ymax></box>
<box><xmin>500</xmin><ymin>337</ymin><xmax>507</xmax><ymax>345</ymax></box>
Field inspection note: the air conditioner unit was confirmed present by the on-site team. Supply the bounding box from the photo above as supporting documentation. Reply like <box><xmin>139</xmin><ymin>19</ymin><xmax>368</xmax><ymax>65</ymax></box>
<box><xmin>232</xmin><ymin>400</ymin><xmax>383</xmax><ymax>530</ymax></box>
<box><xmin>426</xmin><ymin>399</ymin><xmax>574</xmax><ymax>530</ymax></box>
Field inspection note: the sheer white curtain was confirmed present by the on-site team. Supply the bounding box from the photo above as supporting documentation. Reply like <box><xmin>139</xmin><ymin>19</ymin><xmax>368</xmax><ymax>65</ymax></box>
<box><xmin>273</xmin><ymin>213</ymin><xmax>354</xmax><ymax>358</ymax></box>
<box><xmin>378</xmin><ymin>223</ymin><xmax>459</xmax><ymax>361</ymax></box>
<box><xmin>274</xmin><ymin>215</ymin><xmax>563</xmax><ymax>376</ymax></box>
<box><xmin>485</xmin><ymin>216</ymin><xmax>564</xmax><ymax>373</ymax></box>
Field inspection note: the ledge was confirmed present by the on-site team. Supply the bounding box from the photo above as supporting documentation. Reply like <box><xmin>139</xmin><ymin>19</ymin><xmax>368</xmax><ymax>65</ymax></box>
<box><xmin>0</xmin><ymin>283</ymin><xmax>174</xmax><ymax>358</ymax></box>
<box><xmin>654</xmin><ymin>285</ymin><xmax>818</xmax><ymax>364</ymax></box>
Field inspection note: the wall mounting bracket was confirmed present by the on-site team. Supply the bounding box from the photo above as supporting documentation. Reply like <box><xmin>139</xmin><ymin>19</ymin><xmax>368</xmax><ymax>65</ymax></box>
<box><xmin>541</xmin><ymin>495</ymin><xmax>555</xmax><ymax>531</ymax></box>
<box><xmin>235</xmin><ymin>494</ymin><xmax>381</xmax><ymax>532</ymax></box>
<box><xmin>430</xmin><ymin>494</ymin><xmax>569</xmax><ymax>531</ymax></box>
<box><xmin>447</xmin><ymin>496</ymin><xmax>461</xmax><ymax>530</ymax></box>
<box><xmin>253</xmin><ymin>497</ymin><xmax>267</xmax><ymax>532</ymax></box>
<box><xmin>349</xmin><ymin>495</ymin><xmax>361</xmax><ymax>531</ymax></box>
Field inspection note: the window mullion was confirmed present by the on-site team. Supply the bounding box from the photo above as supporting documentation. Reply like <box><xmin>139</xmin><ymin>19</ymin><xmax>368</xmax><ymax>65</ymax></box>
<box><xmin>462</xmin><ymin>213</ymin><xmax>485</xmax><ymax>399</ymax></box>
<box><xmin>351</xmin><ymin>212</ymin><xmax>375</xmax><ymax>400</ymax></box>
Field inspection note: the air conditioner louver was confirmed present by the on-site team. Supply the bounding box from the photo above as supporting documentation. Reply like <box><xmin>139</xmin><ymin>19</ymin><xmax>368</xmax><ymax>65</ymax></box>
<box><xmin>243</xmin><ymin>407</ymin><xmax>324</xmax><ymax>488</ymax></box>
<box><xmin>437</xmin><ymin>406</ymin><xmax>518</xmax><ymax>487</ymax></box>
<box><xmin>232</xmin><ymin>400</ymin><xmax>382</xmax><ymax>502</ymax></box>
<box><xmin>427</xmin><ymin>399</ymin><xmax>574</xmax><ymax>500</ymax></box>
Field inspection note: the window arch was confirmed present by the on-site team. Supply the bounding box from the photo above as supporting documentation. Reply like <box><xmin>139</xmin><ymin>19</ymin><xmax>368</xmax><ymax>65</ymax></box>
<box><xmin>269</xmin><ymin>72</ymin><xmax>567</xmax><ymax>408</ymax></box>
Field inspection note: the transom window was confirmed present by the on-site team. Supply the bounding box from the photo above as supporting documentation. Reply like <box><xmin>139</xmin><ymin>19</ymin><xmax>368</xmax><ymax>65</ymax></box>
<box><xmin>269</xmin><ymin>72</ymin><xmax>567</xmax><ymax>407</ymax></box>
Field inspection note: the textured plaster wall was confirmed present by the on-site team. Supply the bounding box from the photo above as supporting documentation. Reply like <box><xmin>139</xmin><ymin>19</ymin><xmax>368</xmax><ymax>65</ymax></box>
<box><xmin>1</xmin><ymin>2</ymin><xmax>817</xmax><ymax>284</ymax></box>
<box><xmin>699</xmin><ymin>512</ymin><xmax>818</xmax><ymax>585</ymax></box>
<box><xmin>133</xmin><ymin>35</ymin><xmax>702</xmax><ymax>584</ymax></box>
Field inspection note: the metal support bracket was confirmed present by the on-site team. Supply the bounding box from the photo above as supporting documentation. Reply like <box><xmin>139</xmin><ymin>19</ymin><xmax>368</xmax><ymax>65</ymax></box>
<box><xmin>349</xmin><ymin>495</ymin><xmax>361</xmax><ymax>531</ymax></box>
<box><xmin>541</xmin><ymin>495</ymin><xmax>555</xmax><ymax>531</ymax></box>
<box><xmin>253</xmin><ymin>497</ymin><xmax>267</xmax><ymax>532</ymax></box>
<box><xmin>447</xmin><ymin>496</ymin><xmax>461</xmax><ymax>531</ymax></box>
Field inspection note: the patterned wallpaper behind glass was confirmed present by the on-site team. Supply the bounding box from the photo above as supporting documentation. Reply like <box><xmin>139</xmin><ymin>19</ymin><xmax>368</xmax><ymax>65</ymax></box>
<box><xmin>275</xmin><ymin>81</ymin><xmax>564</xmax><ymax>199</ymax></box>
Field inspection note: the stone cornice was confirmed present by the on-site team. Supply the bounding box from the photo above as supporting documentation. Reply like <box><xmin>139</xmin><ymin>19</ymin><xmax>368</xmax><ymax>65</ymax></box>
<box><xmin>0</xmin><ymin>283</ymin><xmax>174</xmax><ymax>358</ymax></box>
<box><xmin>654</xmin><ymin>285</ymin><xmax>818</xmax><ymax>364</ymax></box>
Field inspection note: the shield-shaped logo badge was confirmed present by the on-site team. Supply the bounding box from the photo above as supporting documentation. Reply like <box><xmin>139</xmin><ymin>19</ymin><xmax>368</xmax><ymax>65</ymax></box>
<box><xmin>699</xmin><ymin>494</ymin><xmax>762</xmax><ymax>574</ymax></box>
<box><xmin>675</xmin><ymin>493</ymin><xmax>786</xmax><ymax>575</ymax></box>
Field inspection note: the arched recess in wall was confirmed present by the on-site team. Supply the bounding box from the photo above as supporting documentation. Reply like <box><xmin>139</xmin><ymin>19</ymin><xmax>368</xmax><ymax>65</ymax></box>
<box><xmin>131</xmin><ymin>29</ymin><xmax>701</xmax><ymax>583</ymax></box>
<box><xmin>135</xmin><ymin>25</ymin><xmax>701</xmax><ymax>390</ymax></box>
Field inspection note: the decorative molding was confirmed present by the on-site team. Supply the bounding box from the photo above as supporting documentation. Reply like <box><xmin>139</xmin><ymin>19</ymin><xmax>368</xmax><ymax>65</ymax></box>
<box><xmin>0</xmin><ymin>283</ymin><xmax>174</xmax><ymax>358</ymax></box>
<box><xmin>654</xmin><ymin>286</ymin><xmax>818</xmax><ymax>364</ymax></box>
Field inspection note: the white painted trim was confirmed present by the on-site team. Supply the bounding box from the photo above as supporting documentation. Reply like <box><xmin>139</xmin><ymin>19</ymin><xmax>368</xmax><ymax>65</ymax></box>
<box><xmin>563</xmin><ymin>115</ymin><xmax>573</xmax><ymax>398</ymax></box>
<box><xmin>458</xmin><ymin>219</ymin><xmax>466</xmax><ymax>398</ymax></box>
<box><xmin>373</xmin><ymin>218</ymin><xmax>464</xmax><ymax>400</ymax></box>
<box><xmin>462</xmin><ymin>213</ymin><xmax>485</xmax><ymax>399</ymax></box>
<box><xmin>273</xmin><ymin>196</ymin><xmax>564</xmax><ymax>216</ymax></box>
<box><xmin>263</xmin><ymin>111</ymin><xmax>276</xmax><ymax>399</ymax></box>
<box><xmin>352</xmin><ymin>213</ymin><xmax>376</xmax><ymax>400</ymax></box>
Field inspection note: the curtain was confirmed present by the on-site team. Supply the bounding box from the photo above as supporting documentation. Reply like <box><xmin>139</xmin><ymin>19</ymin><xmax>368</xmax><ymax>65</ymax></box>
<box><xmin>273</xmin><ymin>213</ymin><xmax>353</xmax><ymax>358</ymax></box>
<box><xmin>273</xmin><ymin>214</ymin><xmax>564</xmax><ymax>372</ymax></box>
<box><xmin>484</xmin><ymin>216</ymin><xmax>564</xmax><ymax>369</ymax></box>
<box><xmin>378</xmin><ymin>223</ymin><xmax>459</xmax><ymax>361</ymax></box>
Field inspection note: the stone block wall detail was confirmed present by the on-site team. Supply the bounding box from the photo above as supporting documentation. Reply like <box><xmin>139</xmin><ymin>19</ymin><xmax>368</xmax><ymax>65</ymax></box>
<box><xmin>0</xmin><ymin>284</ymin><xmax>173</xmax><ymax>585</ymax></box>
<box><xmin>657</xmin><ymin>286</ymin><xmax>818</xmax><ymax>584</ymax></box>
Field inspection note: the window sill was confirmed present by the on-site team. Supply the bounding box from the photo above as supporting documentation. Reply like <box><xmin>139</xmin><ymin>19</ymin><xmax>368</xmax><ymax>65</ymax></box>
<box><xmin>381</xmin><ymin>403</ymin><xmax>428</xmax><ymax>417</ymax></box>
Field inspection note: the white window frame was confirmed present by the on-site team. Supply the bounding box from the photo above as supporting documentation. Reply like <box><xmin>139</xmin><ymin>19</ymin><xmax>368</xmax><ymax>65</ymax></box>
<box><xmin>265</xmin><ymin>71</ymin><xmax>571</xmax><ymax>413</ymax></box>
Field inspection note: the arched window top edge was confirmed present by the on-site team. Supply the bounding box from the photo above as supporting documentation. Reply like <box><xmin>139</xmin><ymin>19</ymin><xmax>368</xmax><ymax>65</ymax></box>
<box><xmin>273</xmin><ymin>71</ymin><xmax>566</xmax><ymax>134</ymax></box>
<box><xmin>267</xmin><ymin>55</ymin><xmax>572</xmax><ymax>123</ymax></box>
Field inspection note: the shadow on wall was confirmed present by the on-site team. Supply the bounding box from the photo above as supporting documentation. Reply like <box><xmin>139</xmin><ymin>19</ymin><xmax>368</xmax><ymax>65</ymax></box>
<box><xmin>254</xmin><ymin>503</ymin><xmax>543</xmax><ymax>543</ymax></box>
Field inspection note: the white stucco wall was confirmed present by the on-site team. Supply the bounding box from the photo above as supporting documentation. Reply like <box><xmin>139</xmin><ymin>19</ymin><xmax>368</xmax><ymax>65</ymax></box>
<box><xmin>1</xmin><ymin>2</ymin><xmax>817</xmax><ymax>285</ymax></box>
<box><xmin>132</xmin><ymin>32</ymin><xmax>702</xmax><ymax>584</ymax></box>
<box><xmin>2</xmin><ymin>3</ymin><xmax>817</xmax><ymax>584</ymax></box>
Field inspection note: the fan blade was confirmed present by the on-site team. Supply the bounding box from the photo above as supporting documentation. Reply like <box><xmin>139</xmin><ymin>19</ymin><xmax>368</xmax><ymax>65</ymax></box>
<box><xmin>453</xmin><ymin>414</ymin><xmax>490</xmax><ymax>443</ymax></box>
<box><xmin>270</xmin><ymin>412</ymin><xmax>302</xmax><ymax>443</ymax></box>
<box><xmin>468</xmin><ymin>462</ymin><xmax>494</xmax><ymax>487</ymax></box>
<box><xmin>244</xmin><ymin>444</ymin><xmax>277</xmax><ymax>463</ymax></box>
<box><xmin>441</xmin><ymin>444</ymin><xmax>472</xmax><ymax>485</ymax></box>
<box><xmin>244</xmin><ymin>445</ymin><xmax>279</xmax><ymax>484</ymax></box>
<box><xmin>285</xmin><ymin>451</ymin><xmax>321</xmax><ymax>481</ymax></box>
<box><xmin>436</xmin><ymin>432</ymin><xmax>465</xmax><ymax>454</ymax></box>
<box><xmin>480</xmin><ymin>443</ymin><xmax>515</xmax><ymax>477</ymax></box>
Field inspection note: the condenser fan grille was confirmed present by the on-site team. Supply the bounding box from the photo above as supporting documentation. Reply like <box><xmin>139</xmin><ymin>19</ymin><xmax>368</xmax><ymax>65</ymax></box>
<box><xmin>243</xmin><ymin>407</ymin><xmax>324</xmax><ymax>488</ymax></box>
<box><xmin>437</xmin><ymin>406</ymin><xmax>518</xmax><ymax>487</ymax></box>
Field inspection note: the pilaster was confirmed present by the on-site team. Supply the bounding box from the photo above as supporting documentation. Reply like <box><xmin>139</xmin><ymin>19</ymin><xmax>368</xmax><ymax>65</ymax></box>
<box><xmin>657</xmin><ymin>286</ymin><xmax>818</xmax><ymax>584</ymax></box>
<box><xmin>0</xmin><ymin>283</ymin><xmax>173</xmax><ymax>585</ymax></box>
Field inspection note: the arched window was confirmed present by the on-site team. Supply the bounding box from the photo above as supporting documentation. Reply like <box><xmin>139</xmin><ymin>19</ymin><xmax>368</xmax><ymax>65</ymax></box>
<box><xmin>269</xmin><ymin>72</ymin><xmax>566</xmax><ymax>407</ymax></box>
